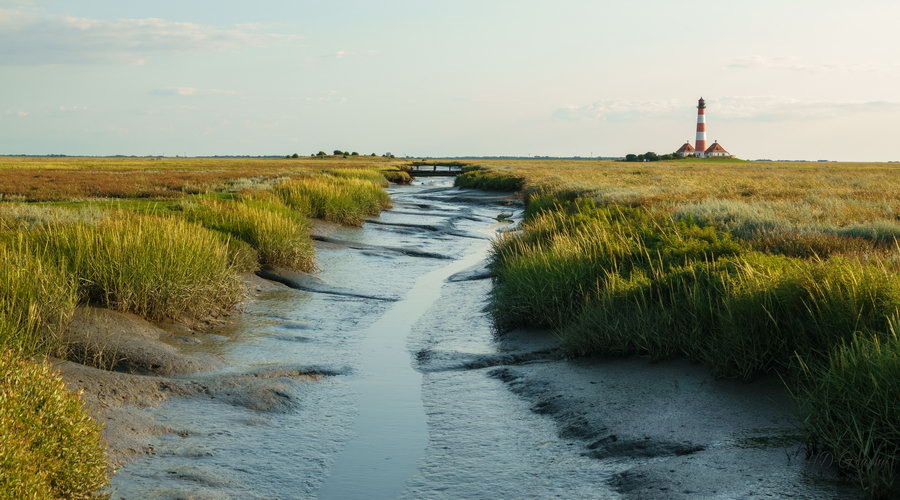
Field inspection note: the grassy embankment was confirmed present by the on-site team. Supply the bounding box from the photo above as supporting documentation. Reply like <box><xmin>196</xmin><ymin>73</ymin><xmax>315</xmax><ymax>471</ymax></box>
<box><xmin>0</xmin><ymin>156</ymin><xmax>406</xmax><ymax>498</ymax></box>
<box><xmin>454</xmin><ymin>159</ymin><xmax>899</xmax><ymax>498</ymax></box>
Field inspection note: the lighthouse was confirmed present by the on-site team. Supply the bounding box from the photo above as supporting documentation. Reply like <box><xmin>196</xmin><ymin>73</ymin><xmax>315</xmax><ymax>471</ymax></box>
<box><xmin>673</xmin><ymin>97</ymin><xmax>733</xmax><ymax>158</ymax></box>
<box><xmin>695</xmin><ymin>97</ymin><xmax>707</xmax><ymax>157</ymax></box>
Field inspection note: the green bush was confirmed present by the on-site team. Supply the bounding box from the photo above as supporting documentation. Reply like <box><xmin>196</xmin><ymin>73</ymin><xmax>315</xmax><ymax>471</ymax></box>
<box><xmin>0</xmin><ymin>350</ymin><xmax>108</xmax><ymax>499</ymax></box>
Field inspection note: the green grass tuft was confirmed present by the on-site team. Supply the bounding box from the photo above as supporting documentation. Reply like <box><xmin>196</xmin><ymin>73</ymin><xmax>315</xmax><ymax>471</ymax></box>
<box><xmin>179</xmin><ymin>197</ymin><xmax>315</xmax><ymax>272</ymax></box>
<box><xmin>0</xmin><ymin>240</ymin><xmax>77</xmax><ymax>355</ymax></box>
<box><xmin>26</xmin><ymin>216</ymin><xmax>243</xmax><ymax>322</ymax></box>
<box><xmin>274</xmin><ymin>175</ymin><xmax>392</xmax><ymax>226</ymax></box>
<box><xmin>795</xmin><ymin>324</ymin><xmax>900</xmax><ymax>498</ymax></box>
<box><xmin>454</xmin><ymin>169</ymin><xmax>525</xmax><ymax>192</ymax></box>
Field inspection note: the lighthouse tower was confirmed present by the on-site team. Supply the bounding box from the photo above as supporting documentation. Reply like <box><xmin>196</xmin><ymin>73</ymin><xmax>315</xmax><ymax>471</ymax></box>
<box><xmin>695</xmin><ymin>97</ymin><xmax>707</xmax><ymax>157</ymax></box>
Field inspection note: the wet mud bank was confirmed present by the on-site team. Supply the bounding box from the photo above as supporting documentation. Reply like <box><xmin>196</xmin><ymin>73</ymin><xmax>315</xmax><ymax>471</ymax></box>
<box><xmin>72</xmin><ymin>178</ymin><xmax>858</xmax><ymax>499</ymax></box>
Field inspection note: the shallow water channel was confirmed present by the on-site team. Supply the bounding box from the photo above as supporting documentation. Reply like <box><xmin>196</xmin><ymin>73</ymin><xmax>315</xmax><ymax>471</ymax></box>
<box><xmin>111</xmin><ymin>179</ymin><xmax>857</xmax><ymax>499</ymax></box>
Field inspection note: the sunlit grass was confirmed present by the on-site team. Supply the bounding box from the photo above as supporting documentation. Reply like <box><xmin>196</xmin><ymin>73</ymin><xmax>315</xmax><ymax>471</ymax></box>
<box><xmin>0</xmin><ymin>240</ymin><xmax>77</xmax><ymax>355</ymax></box>
<box><xmin>0</xmin><ymin>350</ymin><xmax>108</xmax><ymax>499</ymax></box>
<box><xmin>180</xmin><ymin>197</ymin><xmax>315</xmax><ymax>272</ymax></box>
<box><xmin>274</xmin><ymin>175</ymin><xmax>392</xmax><ymax>226</ymax></box>
<box><xmin>468</xmin><ymin>166</ymin><xmax>900</xmax><ymax>494</ymax></box>
<box><xmin>25</xmin><ymin>215</ymin><xmax>243</xmax><ymax>322</ymax></box>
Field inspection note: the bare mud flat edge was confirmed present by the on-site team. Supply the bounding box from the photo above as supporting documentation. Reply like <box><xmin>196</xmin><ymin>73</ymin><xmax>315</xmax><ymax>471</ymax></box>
<box><xmin>55</xmin><ymin>271</ymin><xmax>333</xmax><ymax>470</ymax></box>
<box><xmin>475</xmin><ymin>328</ymin><xmax>859</xmax><ymax>499</ymax></box>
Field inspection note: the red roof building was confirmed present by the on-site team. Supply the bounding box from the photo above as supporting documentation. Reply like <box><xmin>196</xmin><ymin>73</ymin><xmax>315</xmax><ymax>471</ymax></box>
<box><xmin>704</xmin><ymin>141</ymin><xmax>732</xmax><ymax>158</ymax></box>
<box><xmin>675</xmin><ymin>142</ymin><xmax>695</xmax><ymax>157</ymax></box>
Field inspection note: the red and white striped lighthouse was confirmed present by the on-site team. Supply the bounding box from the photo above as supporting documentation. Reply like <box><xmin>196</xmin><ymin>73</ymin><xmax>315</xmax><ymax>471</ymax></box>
<box><xmin>694</xmin><ymin>97</ymin><xmax>707</xmax><ymax>157</ymax></box>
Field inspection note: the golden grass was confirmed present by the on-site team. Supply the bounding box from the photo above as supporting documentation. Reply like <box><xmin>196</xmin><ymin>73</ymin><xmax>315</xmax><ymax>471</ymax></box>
<box><xmin>0</xmin><ymin>156</ymin><xmax>409</xmax><ymax>200</ymax></box>
<box><xmin>466</xmin><ymin>159</ymin><xmax>900</xmax><ymax>227</ymax></box>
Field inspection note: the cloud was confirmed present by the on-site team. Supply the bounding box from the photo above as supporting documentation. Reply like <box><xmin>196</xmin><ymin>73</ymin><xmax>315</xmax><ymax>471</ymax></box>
<box><xmin>4</xmin><ymin>109</ymin><xmax>28</xmax><ymax>117</ymax></box>
<box><xmin>329</xmin><ymin>49</ymin><xmax>379</xmax><ymax>59</ymax></box>
<box><xmin>714</xmin><ymin>96</ymin><xmax>900</xmax><ymax>121</ymax></box>
<box><xmin>554</xmin><ymin>96</ymin><xmax>900</xmax><ymax>122</ymax></box>
<box><xmin>304</xmin><ymin>90</ymin><xmax>347</xmax><ymax>103</ymax></box>
<box><xmin>726</xmin><ymin>55</ymin><xmax>894</xmax><ymax>74</ymax></box>
<box><xmin>553</xmin><ymin>99</ymin><xmax>684</xmax><ymax>121</ymax></box>
<box><xmin>151</xmin><ymin>87</ymin><xmax>239</xmax><ymax>97</ymax></box>
<box><xmin>0</xmin><ymin>8</ymin><xmax>300</xmax><ymax>65</ymax></box>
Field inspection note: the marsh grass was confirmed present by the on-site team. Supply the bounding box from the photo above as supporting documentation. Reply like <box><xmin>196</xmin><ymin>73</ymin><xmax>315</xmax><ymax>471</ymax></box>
<box><xmin>180</xmin><ymin>197</ymin><xmax>315</xmax><ymax>272</ymax></box>
<box><xmin>0</xmin><ymin>241</ymin><xmax>77</xmax><ymax>355</ymax></box>
<box><xmin>477</xmin><ymin>172</ymin><xmax>899</xmax><ymax>493</ymax></box>
<box><xmin>455</xmin><ymin>169</ymin><xmax>525</xmax><ymax>192</ymax></box>
<box><xmin>796</xmin><ymin>324</ymin><xmax>900</xmax><ymax>498</ymax></box>
<box><xmin>0</xmin><ymin>350</ymin><xmax>108</xmax><ymax>499</ymax></box>
<box><xmin>381</xmin><ymin>169</ymin><xmax>412</xmax><ymax>184</ymax></box>
<box><xmin>274</xmin><ymin>175</ymin><xmax>392</xmax><ymax>226</ymax></box>
<box><xmin>325</xmin><ymin>168</ymin><xmax>390</xmax><ymax>186</ymax></box>
<box><xmin>27</xmin><ymin>216</ymin><xmax>243</xmax><ymax>322</ymax></box>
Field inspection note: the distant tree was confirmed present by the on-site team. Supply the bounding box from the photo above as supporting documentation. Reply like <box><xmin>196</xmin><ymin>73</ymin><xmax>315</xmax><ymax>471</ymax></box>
<box><xmin>351</xmin><ymin>152</ymin><xmax>359</xmax><ymax>156</ymax></box>
<box><xmin>370</xmin><ymin>153</ymin><xmax>376</xmax><ymax>156</ymax></box>
<box><xmin>333</xmin><ymin>150</ymin><xmax>343</xmax><ymax>156</ymax></box>
<box><xmin>643</xmin><ymin>151</ymin><xmax>659</xmax><ymax>162</ymax></box>
<box><xmin>291</xmin><ymin>153</ymin><xmax>300</xmax><ymax>158</ymax></box>
<box><xmin>316</xmin><ymin>151</ymin><xmax>327</xmax><ymax>157</ymax></box>
<box><xmin>625</xmin><ymin>153</ymin><xmax>637</xmax><ymax>162</ymax></box>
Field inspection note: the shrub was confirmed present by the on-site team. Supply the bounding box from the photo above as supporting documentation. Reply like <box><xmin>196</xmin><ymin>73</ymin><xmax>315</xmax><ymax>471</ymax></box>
<box><xmin>27</xmin><ymin>216</ymin><xmax>243</xmax><ymax>322</ymax></box>
<box><xmin>0</xmin><ymin>350</ymin><xmax>108</xmax><ymax>499</ymax></box>
<box><xmin>0</xmin><ymin>241</ymin><xmax>77</xmax><ymax>355</ymax></box>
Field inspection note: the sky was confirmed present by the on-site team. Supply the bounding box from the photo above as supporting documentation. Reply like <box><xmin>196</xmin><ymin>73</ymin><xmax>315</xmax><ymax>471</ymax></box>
<box><xmin>1</xmin><ymin>0</ymin><xmax>899</xmax><ymax>161</ymax></box>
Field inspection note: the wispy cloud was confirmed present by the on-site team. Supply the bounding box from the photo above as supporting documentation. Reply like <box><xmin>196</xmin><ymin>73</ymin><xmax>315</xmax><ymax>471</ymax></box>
<box><xmin>0</xmin><ymin>8</ymin><xmax>300</xmax><ymax>65</ymax></box>
<box><xmin>4</xmin><ymin>109</ymin><xmax>28</xmax><ymax>117</ymax></box>
<box><xmin>554</xmin><ymin>96</ymin><xmax>900</xmax><ymax>122</ymax></box>
<box><xmin>328</xmin><ymin>49</ymin><xmax>379</xmax><ymax>59</ymax></box>
<box><xmin>726</xmin><ymin>55</ymin><xmax>894</xmax><ymax>74</ymax></box>
<box><xmin>151</xmin><ymin>87</ymin><xmax>239</xmax><ymax>97</ymax></box>
<box><xmin>553</xmin><ymin>99</ymin><xmax>684</xmax><ymax>121</ymax></box>
<box><xmin>304</xmin><ymin>90</ymin><xmax>347</xmax><ymax>103</ymax></box>
<box><xmin>714</xmin><ymin>96</ymin><xmax>900</xmax><ymax>121</ymax></box>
